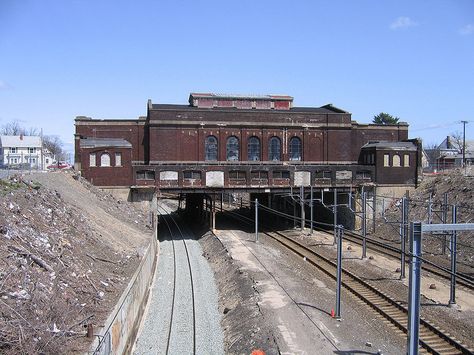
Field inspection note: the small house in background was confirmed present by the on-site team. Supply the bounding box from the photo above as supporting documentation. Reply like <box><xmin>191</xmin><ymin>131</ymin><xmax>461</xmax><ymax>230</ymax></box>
<box><xmin>424</xmin><ymin>136</ymin><xmax>474</xmax><ymax>172</ymax></box>
<box><xmin>43</xmin><ymin>147</ymin><xmax>55</xmax><ymax>167</ymax></box>
<box><xmin>0</xmin><ymin>135</ymin><xmax>47</xmax><ymax>170</ymax></box>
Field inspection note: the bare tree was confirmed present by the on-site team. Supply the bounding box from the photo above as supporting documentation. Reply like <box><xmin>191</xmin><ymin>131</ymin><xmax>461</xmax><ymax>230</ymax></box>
<box><xmin>0</xmin><ymin>120</ymin><xmax>39</xmax><ymax>136</ymax></box>
<box><xmin>43</xmin><ymin>135</ymin><xmax>65</xmax><ymax>161</ymax></box>
<box><xmin>424</xmin><ymin>142</ymin><xmax>440</xmax><ymax>168</ymax></box>
<box><xmin>450</xmin><ymin>131</ymin><xmax>464</xmax><ymax>153</ymax></box>
<box><xmin>1</xmin><ymin>121</ymin><xmax>24</xmax><ymax>135</ymax></box>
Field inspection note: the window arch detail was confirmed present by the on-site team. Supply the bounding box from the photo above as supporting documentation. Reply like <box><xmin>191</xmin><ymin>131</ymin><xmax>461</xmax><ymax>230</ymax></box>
<box><xmin>100</xmin><ymin>153</ymin><xmax>111</xmax><ymax>167</ymax></box>
<box><xmin>205</xmin><ymin>136</ymin><xmax>218</xmax><ymax>161</ymax></box>
<box><xmin>268</xmin><ymin>136</ymin><xmax>281</xmax><ymax>161</ymax></box>
<box><xmin>226</xmin><ymin>136</ymin><xmax>239</xmax><ymax>161</ymax></box>
<box><xmin>247</xmin><ymin>136</ymin><xmax>260</xmax><ymax>161</ymax></box>
<box><xmin>289</xmin><ymin>136</ymin><xmax>302</xmax><ymax>161</ymax></box>
<box><xmin>393</xmin><ymin>154</ymin><xmax>401</xmax><ymax>167</ymax></box>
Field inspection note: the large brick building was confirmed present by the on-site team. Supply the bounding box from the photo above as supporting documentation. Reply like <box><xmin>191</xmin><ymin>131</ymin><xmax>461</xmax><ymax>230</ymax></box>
<box><xmin>75</xmin><ymin>93</ymin><xmax>421</xmax><ymax>198</ymax></box>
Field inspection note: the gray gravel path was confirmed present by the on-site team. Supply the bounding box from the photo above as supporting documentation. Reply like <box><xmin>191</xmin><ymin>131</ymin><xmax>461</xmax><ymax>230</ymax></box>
<box><xmin>134</xmin><ymin>207</ymin><xmax>224</xmax><ymax>355</ymax></box>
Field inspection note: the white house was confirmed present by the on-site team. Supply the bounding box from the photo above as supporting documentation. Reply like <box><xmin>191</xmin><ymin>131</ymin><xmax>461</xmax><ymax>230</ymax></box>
<box><xmin>0</xmin><ymin>135</ymin><xmax>47</xmax><ymax>170</ymax></box>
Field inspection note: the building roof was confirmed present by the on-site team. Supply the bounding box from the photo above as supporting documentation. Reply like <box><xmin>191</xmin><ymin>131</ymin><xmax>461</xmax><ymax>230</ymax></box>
<box><xmin>80</xmin><ymin>138</ymin><xmax>132</xmax><ymax>149</ymax></box>
<box><xmin>361</xmin><ymin>141</ymin><xmax>417</xmax><ymax>151</ymax></box>
<box><xmin>0</xmin><ymin>135</ymin><xmax>42</xmax><ymax>148</ymax></box>
<box><xmin>189</xmin><ymin>93</ymin><xmax>294</xmax><ymax>101</ymax></box>
<box><xmin>149</xmin><ymin>103</ymin><xmax>350</xmax><ymax>114</ymax></box>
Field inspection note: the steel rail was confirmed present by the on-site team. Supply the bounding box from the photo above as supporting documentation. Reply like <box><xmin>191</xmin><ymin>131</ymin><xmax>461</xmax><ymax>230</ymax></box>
<box><xmin>339</xmin><ymin>230</ymin><xmax>474</xmax><ymax>291</ymax></box>
<box><xmin>225</xmin><ymin>201</ymin><xmax>474</xmax><ymax>290</ymax></box>
<box><xmin>220</xmin><ymin>206</ymin><xmax>474</xmax><ymax>354</ymax></box>
<box><xmin>268</xmin><ymin>231</ymin><xmax>473</xmax><ymax>354</ymax></box>
<box><xmin>158</xmin><ymin>204</ymin><xmax>197</xmax><ymax>355</ymax></box>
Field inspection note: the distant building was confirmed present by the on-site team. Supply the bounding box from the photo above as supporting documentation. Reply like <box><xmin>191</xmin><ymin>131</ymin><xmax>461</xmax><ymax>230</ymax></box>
<box><xmin>424</xmin><ymin>136</ymin><xmax>474</xmax><ymax>171</ymax></box>
<box><xmin>0</xmin><ymin>135</ymin><xmax>46</xmax><ymax>170</ymax></box>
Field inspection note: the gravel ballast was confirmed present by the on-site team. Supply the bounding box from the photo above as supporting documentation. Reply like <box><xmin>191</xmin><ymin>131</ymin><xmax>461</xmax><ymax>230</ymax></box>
<box><xmin>133</xmin><ymin>210</ymin><xmax>224</xmax><ymax>354</ymax></box>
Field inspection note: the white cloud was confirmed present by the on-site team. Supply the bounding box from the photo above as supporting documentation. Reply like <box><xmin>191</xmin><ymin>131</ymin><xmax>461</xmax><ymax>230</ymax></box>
<box><xmin>390</xmin><ymin>16</ymin><xmax>418</xmax><ymax>30</ymax></box>
<box><xmin>459</xmin><ymin>24</ymin><xmax>474</xmax><ymax>35</ymax></box>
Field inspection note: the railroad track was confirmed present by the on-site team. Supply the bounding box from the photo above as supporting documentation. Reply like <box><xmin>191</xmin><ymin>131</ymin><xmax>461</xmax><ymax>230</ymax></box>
<box><xmin>336</xmin><ymin>230</ymin><xmax>474</xmax><ymax>292</ymax></box>
<box><xmin>157</xmin><ymin>204</ymin><xmax>196</xmax><ymax>355</ymax></box>
<box><xmin>268</xmin><ymin>231</ymin><xmax>473</xmax><ymax>354</ymax></box>
<box><xmin>222</xmin><ymin>202</ymin><xmax>474</xmax><ymax>291</ymax></box>
<box><xmin>221</xmin><ymin>207</ymin><xmax>474</xmax><ymax>354</ymax></box>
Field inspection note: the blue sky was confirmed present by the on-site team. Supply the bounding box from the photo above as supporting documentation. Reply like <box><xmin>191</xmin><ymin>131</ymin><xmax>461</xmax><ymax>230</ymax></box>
<box><xmin>1</xmin><ymin>0</ymin><xmax>473</xmax><ymax>153</ymax></box>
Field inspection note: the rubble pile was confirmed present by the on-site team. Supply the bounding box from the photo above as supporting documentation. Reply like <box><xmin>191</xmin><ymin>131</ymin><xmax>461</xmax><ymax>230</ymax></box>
<box><xmin>0</xmin><ymin>175</ymin><xmax>149</xmax><ymax>354</ymax></box>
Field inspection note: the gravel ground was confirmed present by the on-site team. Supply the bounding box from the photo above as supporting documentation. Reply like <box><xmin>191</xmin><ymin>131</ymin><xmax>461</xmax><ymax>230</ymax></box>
<box><xmin>134</xmin><ymin>207</ymin><xmax>224</xmax><ymax>355</ymax></box>
<box><xmin>214</xmin><ymin>222</ymin><xmax>407</xmax><ymax>354</ymax></box>
<box><xmin>292</xmin><ymin>228</ymin><xmax>474</xmax><ymax>350</ymax></box>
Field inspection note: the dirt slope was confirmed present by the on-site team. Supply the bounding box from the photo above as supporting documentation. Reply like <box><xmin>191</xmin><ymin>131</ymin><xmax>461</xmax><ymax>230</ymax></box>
<box><xmin>0</xmin><ymin>171</ymin><xmax>151</xmax><ymax>354</ymax></box>
<box><xmin>373</xmin><ymin>167</ymin><xmax>474</xmax><ymax>268</ymax></box>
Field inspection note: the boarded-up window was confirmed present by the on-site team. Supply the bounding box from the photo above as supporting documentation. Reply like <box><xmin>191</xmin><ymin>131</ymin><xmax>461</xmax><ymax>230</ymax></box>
<box><xmin>101</xmin><ymin>153</ymin><xmax>110</xmax><ymax>167</ymax></box>
<box><xmin>404</xmin><ymin>154</ymin><xmax>410</xmax><ymax>167</ymax></box>
<box><xmin>115</xmin><ymin>153</ymin><xmax>122</xmax><ymax>166</ymax></box>
<box><xmin>384</xmin><ymin>154</ymin><xmax>390</xmax><ymax>167</ymax></box>
<box><xmin>256</xmin><ymin>100</ymin><xmax>271</xmax><ymax>109</ymax></box>
<box><xmin>89</xmin><ymin>153</ymin><xmax>96</xmax><ymax>167</ymax></box>
<box><xmin>393</xmin><ymin>154</ymin><xmax>401</xmax><ymax>167</ymax></box>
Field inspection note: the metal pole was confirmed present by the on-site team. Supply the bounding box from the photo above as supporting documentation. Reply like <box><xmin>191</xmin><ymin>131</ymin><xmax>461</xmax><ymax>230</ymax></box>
<box><xmin>407</xmin><ymin>221</ymin><xmax>422</xmax><ymax>355</ymax></box>
<box><xmin>300</xmin><ymin>186</ymin><xmax>305</xmax><ymax>231</ymax></box>
<box><xmin>461</xmin><ymin>120</ymin><xmax>467</xmax><ymax>169</ymax></box>
<box><xmin>212</xmin><ymin>197</ymin><xmax>216</xmax><ymax>231</ymax></box>
<box><xmin>335</xmin><ymin>225</ymin><xmax>343</xmax><ymax>319</ymax></box>
<box><xmin>220</xmin><ymin>192</ymin><xmax>223</xmax><ymax>211</ymax></box>
<box><xmin>400</xmin><ymin>197</ymin><xmax>408</xmax><ymax>279</ymax></box>
<box><xmin>372</xmin><ymin>190</ymin><xmax>376</xmax><ymax>233</ymax></box>
<box><xmin>428</xmin><ymin>193</ymin><xmax>432</xmax><ymax>224</ymax></box>
<box><xmin>255</xmin><ymin>198</ymin><xmax>259</xmax><ymax>243</ymax></box>
<box><xmin>442</xmin><ymin>193</ymin><xmax>448</xmax><ymax>254</ymax></box>
<box><xmin>449</xmin><ymin>205</ymin><xmax>457</xmax><ymax>305</ymax></box>
<box><xmin>310</xmin><ymin>185</ymin><xmax>314</xmax><ymax>234</ymax></box>
<box><xmin>362</xmin><ymin>191</ymin><xmax>367</xmax><ymax>259</ymax></box>
<box><xmin>333</xmin><ymin>188</ymin><xmax>337</xmax><ymax>245</ymax></box>
<box><xmin>293</xmin><ymin>200</ymin><xmax>297</xmax><ymax>229</ymax></box>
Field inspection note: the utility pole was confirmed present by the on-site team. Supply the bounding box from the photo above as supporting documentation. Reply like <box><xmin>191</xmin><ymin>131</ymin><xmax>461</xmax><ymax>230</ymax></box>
<box><xmin>461</xmin><ymin>120</ymin><xmax>468</xmax><ymax>169</ymax></box>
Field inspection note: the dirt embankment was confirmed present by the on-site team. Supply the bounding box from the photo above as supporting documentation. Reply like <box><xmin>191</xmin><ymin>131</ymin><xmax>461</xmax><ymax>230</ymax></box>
<box><xmin>0</xmin><ymin>171</ymin><xmax>151</xmax><ymax>354</ymax></box>
<box><xmin>374</xmin><ymin>168</ymin><xmax>474</xmax><ymax>267</ymax></box>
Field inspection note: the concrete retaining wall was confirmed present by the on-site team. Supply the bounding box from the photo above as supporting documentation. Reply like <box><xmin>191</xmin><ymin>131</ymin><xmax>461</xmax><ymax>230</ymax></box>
<box><xmin>88</xmin><ymin>198</ymin><xmax>158</xmax><ymax>355</ymax></box>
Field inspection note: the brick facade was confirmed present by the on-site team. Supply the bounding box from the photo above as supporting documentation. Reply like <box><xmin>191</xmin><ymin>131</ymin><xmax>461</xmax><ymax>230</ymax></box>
<box><xmin>75</xmin><ymin>94</ymin><xmax>419</xmax><ymax>190</ymax></box>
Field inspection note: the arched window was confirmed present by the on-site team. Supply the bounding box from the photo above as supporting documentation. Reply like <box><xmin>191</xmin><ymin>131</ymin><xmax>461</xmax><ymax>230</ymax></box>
<box><xmin>268</xmin><ymin>136</ymin><xmax>281</xmax><ymax>161</ymax></box>
<box><xmin>289</xmin><ymin>136</ymin><xmax>302</xmax><ymax>161</ymax></box>
<box><xmin>100</xmin><ymin>153</ymin><xmax>110</xmax><ymax>167</ymax></box>
<box><xmin>247</xmin><ymin>136</ymin><xmax>260</xmax><ymax>161</ymax></box>
<box><xmin>226</xmin><ymin>136</ymin><xmax>239</xmax><ymax>161</ymax></box>
<box><xmin>205</xmin><ymin>136</ymin><xmax>218</xmax><ymax>161</ymax></box>
<box><xmin>393</xmin><ymin>154</ymin><xmax>401</xmax><ymax>167</ymax></box>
